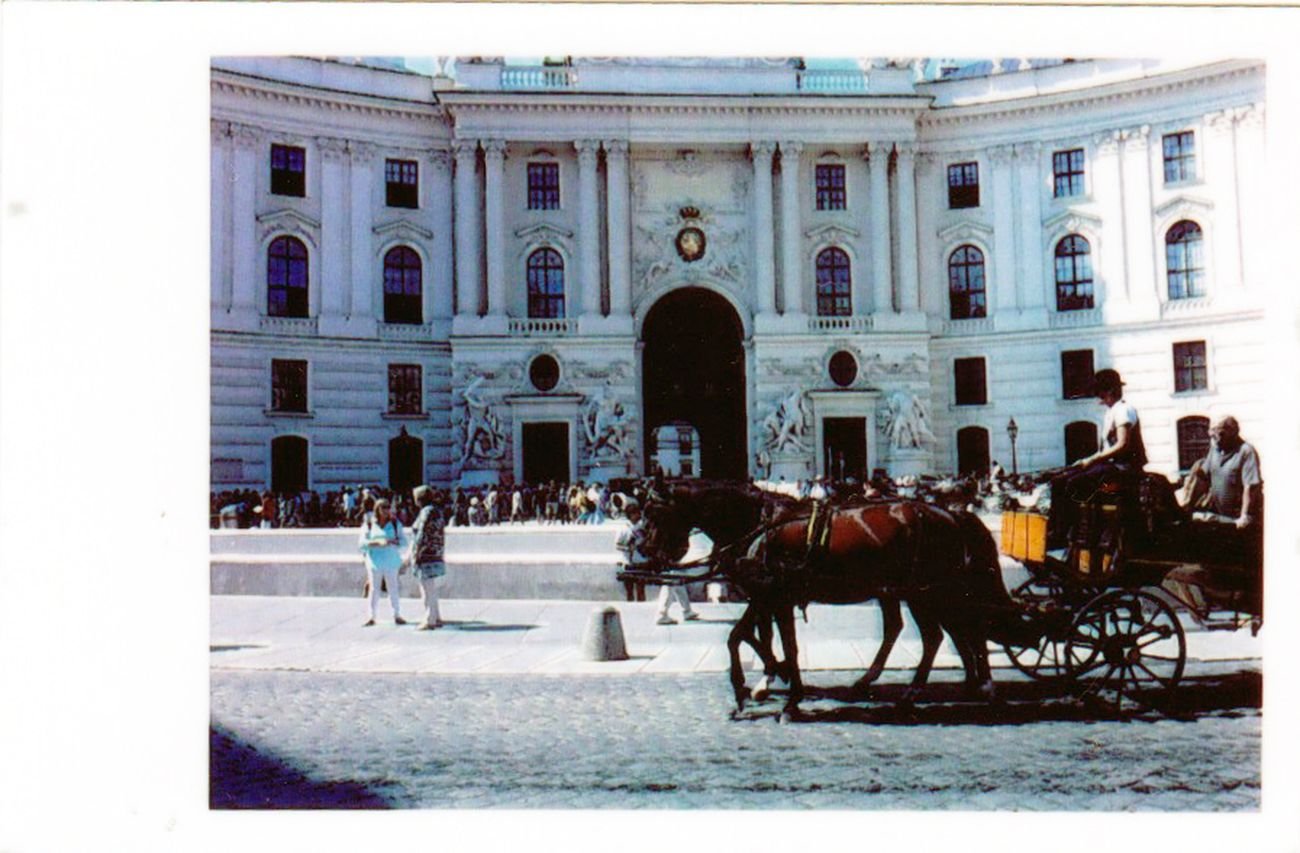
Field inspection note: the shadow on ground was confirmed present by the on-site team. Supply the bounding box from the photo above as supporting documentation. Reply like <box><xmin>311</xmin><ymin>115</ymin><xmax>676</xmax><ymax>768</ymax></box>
<box><xmin>731</xmin><ymin>671</ymin><xmax>1262</xmax><ymax>725</ymax></box>
<box><xmin>210</xmin><ymin>725</ymin><xmax>389</xmax><ymax>809</ymax></box>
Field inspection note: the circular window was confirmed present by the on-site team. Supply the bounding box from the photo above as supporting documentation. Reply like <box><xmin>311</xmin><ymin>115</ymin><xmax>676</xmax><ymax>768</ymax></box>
<box><xmin>828</xmin><ymin>351</ymin><xmax>858</xmax><ymax>388</ymax></box>
<box><xmin>529</xmin><ymin>354</ymin><xmax>560</xmax><ymax>392</ymax></box>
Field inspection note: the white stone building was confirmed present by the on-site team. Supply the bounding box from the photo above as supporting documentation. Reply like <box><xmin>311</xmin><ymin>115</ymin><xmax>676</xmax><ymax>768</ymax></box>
<box><xmin>210</xmin><ymin>56</ymin><xmax>1266</xmax><ymax>493</ymax></box>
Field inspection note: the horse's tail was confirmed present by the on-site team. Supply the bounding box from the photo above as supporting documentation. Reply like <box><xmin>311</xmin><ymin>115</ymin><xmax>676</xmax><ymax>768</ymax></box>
<box><xmin>953</xmin><ymin>511</ymin><xmax>1039</xmax><ymax>646</ymax></box>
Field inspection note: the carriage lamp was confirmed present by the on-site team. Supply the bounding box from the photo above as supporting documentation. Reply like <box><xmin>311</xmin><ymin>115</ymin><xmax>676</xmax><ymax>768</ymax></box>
<box><xmin>1007</xmin><ymin>417</ymin><xmax>1019</xmax><ymax>475</ymax></box>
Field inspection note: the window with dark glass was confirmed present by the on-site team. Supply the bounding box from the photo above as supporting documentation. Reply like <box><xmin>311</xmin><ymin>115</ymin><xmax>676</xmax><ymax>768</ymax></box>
<box><xmin>267</xmin><ymin>236</ymin><xmax>308</xmax><ymax>317</ymax></box>
<box><xmin>1162</xmin><ymin>131</ymin><xmax>1196</xmax><ymax>184</ymax></box>
<box><xmin>388</xmin><ymin>364</ymin><xmax>422</xmax><ymax>415</ymax></box>
<box><xmin>948</xmin><ymin>245</ymin><xmax>986</xmax><ymax>319</ymax></box>
<box><xmin>1064</xmin><ymin>421</ymin><xmax>1100</xmax><ymax>465</ymax></box>
<box><xmin>527</xmin><ymin>162</ymin><xmax>561</xmax><ymax>210</ymax></box>
<box><xmin>828</xmin><ymin>351</ymin><xmax>858</xmax><ymax>388</ymax></box>
<box><xmin>954</xmin><ymin>357</ymin><xmax>988</xmax><ymax>406</ymax></box>
<box><xmin>270</xmin><ymin>144</ymin><xmax>306</xmax><ymax>197</ymax></box>
<box><xmin>383</xmin><ymin>246</ymin><xmax>422</xmax><ymax>324</ymax></box>
<box><xmin>1054</xmin><ymin>234</ymin><xmax>1094</xmax><ymax>311</ymax></box>
<box><xmin>385</xmin><ymin>159</ymin><xmax>418</xmax><ymax>208</ymax></box>
<box><xmin>527</xmin><ymin>248</ymin><xmax>565</xmax><ymax>318</ymax></box>
<box><xmin>1166</xmin><ymin>220</ymin><xmax>1205</xmax><ymax>300</ymax></box>
<box><xmin>1052</xmin><ymin>148</ymin><xmax>1085</xmax><ymax>198</ymax></box>
<box><xmin>1173</xmin><ymin>340</ymin><xmax>1208</xmax><ymax>392</ymax></box>
<box><xmin>271</xmin><ymin>359</ymin><xmax>308</xmax><ymax>413</ymax></box>
<box><xmin>947</xmin><ymin>162</ymin><xmax>979</xmax><ymax>209</ymax></box>
<box><xmin>815</xmin><ymin>248</ymin><xmax>852</xmax><ymax>317</ymax></box>
<box><xmin>815</xmin><ymin>164</ymin><xmax>847</xmax><ymax>211</ymax></box>
<box><xmin>1177</xmin><ymin>416</ymin><xmax>1211</xmax><ymax>471</ymax></box>
<box><xmin>1061</xmin><ymin>349</ymin><xmax>1095</xmax><ymax>399</ymax></box>
<box><xmin>956</xmin><ymin>426</ymin><xmax>990</xmax><ymax>476</ymax></box>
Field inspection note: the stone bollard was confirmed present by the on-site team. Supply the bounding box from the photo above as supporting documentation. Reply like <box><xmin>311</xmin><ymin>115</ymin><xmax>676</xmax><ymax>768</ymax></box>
<box><xmin>581</xmin><ymin>606</ymin><xmax>629</xmax><ymax>662</ymax></box>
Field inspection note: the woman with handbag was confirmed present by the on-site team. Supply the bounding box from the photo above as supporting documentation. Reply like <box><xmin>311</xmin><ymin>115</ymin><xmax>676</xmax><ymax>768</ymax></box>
<box><xmin>407</xmin><ymin>485</ymin><xmax>448</xmax><ymax>630</ymax></box>
<box><xmin>359</xmin><ymin>498</ymin><xmax>406</xmax><ymax>627</ymax></box>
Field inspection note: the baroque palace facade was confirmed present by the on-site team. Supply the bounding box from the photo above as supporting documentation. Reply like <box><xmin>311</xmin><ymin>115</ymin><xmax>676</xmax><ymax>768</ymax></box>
<box><xmin>210</xmin><ymin>57</ymin><xmax>1266</xmax><ymax>492</ymax></box>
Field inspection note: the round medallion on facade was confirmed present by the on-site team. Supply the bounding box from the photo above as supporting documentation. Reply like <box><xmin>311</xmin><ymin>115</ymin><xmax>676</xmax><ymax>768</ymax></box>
<box><xmin>529</xmin><ymin>354</ymin><xmax>561</xmax><ymax>392</ymax></box>
<box><xmin>675</xmin><ymin>226</ymin><xmax>706</xmax><ymax>263</ymax></box>
<box><xmin>828</xmin><ymin>350</ymin><xmax>858</xmax><ymax>388</ymax></box>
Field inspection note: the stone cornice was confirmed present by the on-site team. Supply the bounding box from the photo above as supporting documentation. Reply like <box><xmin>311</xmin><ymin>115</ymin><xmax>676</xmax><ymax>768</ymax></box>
<box><xmin>212</xmin><ymin>71</ymin><xmax>446</xmax><ymax>124</ymax></box>
<box><xmin>373</xmin><ymin>218</ymin><xmax>435</xmax><ymax>243</ymax></box>
<box><xmin>438</xmin><ymin>93</ymin><xmax>932</xmax><ymax>121</ymax></box>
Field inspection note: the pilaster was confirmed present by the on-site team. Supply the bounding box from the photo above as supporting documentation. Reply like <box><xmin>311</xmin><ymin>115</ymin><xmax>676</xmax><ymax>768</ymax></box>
<box><xmin>427</xmin><ymin>149</ymin><xmax>455</xmax><ymax>335</ymax></box>
<box><xmin>866</xmin><ymin>142</ymin><xmax>893</xmax><ymax>315</ymax></box>
<box><xmin>989</xmin><ymin>144</ymin><xmax>1018</xmax><ymax>315</ymax></box>
<box><xmin>452</xmin><ymin>139</ymin><xmax>481</xmax><ymax>329</ymax></box>
<box><xmin>751</xmin><ymin>141</ymin><xmax>778</xmax><ymax>321</ymax></box>
<box><xmin>228</xmin><ymin>122</ymin><xmax>261</xmax><ymax>327</ymax></box>
<box><xmin>605</xmin><ymin>139</ymin><xmax>633</xmax><ymax>325</ymax></box>
<box><xmin>894</xmin><ymin>142</ymin><xmax>921</xmax><ymax>317</ymax></box>
<box><xmin>778</xmin><ymin>141</ymin><xmax>805</xmax><ymax>319</ymax></box>
<box><xmin>317</xmin><ymin>136</ymin><xmax>350</xmax><ymax>330</ymax></box>
<box><xmin>576</xmin><ymin>139</ymin><xmax>602</xmax><ymax>319</ymax></box>
<box><xmin>483</xmin><ymin>140</ymin><xmax>507</xmax><ymax>320</ymax></box>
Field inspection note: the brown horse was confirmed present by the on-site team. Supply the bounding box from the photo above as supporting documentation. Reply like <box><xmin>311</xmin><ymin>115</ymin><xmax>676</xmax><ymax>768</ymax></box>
<box><xmin>643</xmin><ymin>482</ymin><xmax>1031</xmax><ymax>719</ymax></box>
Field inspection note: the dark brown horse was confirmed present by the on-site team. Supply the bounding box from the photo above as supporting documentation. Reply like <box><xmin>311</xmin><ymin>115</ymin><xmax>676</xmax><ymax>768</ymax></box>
<box><xmin>643</xmin><ymin>481</ymin><xmax>1031</xmax><ymax>719</ymax></box>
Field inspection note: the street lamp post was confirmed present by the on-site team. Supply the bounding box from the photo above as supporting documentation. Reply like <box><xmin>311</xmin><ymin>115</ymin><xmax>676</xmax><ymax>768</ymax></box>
<box><xmin>1007</xmin><ymin>417</ymin><xmax>1019</xmax><ymax>476</ymax></box>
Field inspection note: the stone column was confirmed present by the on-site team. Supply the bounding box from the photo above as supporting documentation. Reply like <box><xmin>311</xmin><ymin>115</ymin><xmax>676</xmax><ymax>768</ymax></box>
<box><xmin>989</xmin><ymin>144</ymin><xmax>1018</xmax><ymax>314</ymax></box>
<box><xmin>1120</xmin><ymin>125</ymin><xmax>1158</xmax><ymax>313</ymax></box>
<box><xmin>229</xmin><ymin>122</ymin><xmax>260</xmax><ymax>321</ymax></box>
<box><xmin>483</xmin><ymin>140</ymin><xmax>507</xmax><ymax>319</ymax></box>
<box><xmin>318</xmin><ymin>136</ymin><xmax>350</xmax><ymax>322</ymax></box>
<box><xmin>894</xmin><ymin>142</ymin><xmax>921</xmax><ymax>314</ymax></box>
<box><xmin>348</xmin><ymin>141</ymin><xmax>376</xmax><ymax>321</ymax></box>
<box><xmin>427</xmin><ymin>149</ymin><xmax>455</xmax><ymax>325</ymax></box>
<box><xmin>210</xmin><ymin>120</ymin><xmax>231</xmax><ymax>312</ymax></box>
<box><xmin>576</xmin><ymin>139</ymin><xmax>602</xmax><ymax>317</ymax></box>
<box><xmin>866</xmin><ymin>142</ymin><xmax>893</xmax><ymax>315</ymax></box>
<box><xmin>1014</xmin><ymin>142</ymin><xmax>1045</xmax><ymax>310</ymax></box>
<box><xmin>605</xmin><ymin>140</ymin><xmax>632</xmax><ymax>318</ymax></box>
<box><xmin>1092</xmin><ymin>130</ymin><xmax>1126</xmax><ymax>313</ymax></box>
<box><xmin>452</xmin><ymin>139</ymin><xmax>481</xmax><ymax>320</ymax></box>
<box><xmin>750</xmin><ymin>142</ymin><xmax>777</xmax><ymax>318</ymax></box>
<box><xmin>1205</xmin><ymin>111</ymin><xmax>1243</xmax><ymax>295</ymax></box>
<box><xmin>778</xmin><ymin>141</ymin><xmax>804</xmax><ymax>317</ymax></box>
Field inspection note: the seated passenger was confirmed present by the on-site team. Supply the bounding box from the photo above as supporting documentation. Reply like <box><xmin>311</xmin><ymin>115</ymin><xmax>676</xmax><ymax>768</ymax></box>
<box><xmin>1180</xmin><ymin>415</ymin><xmax>1263</xmax><ymax>531</ymax></box>
<box><xmin>1046</xmin><ymin>368</ymin><xmax>1147</xmax><ymax>552</ymax></box>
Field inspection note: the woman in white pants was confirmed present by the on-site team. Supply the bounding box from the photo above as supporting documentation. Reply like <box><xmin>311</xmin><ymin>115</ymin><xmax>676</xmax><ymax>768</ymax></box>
<box><xmin>654</xmin><ymin>528</ymin><xmax>709</xmax><ymax>625</ymax></box>
<box><xmin>359</xmin><ymin>499</ymin><xmax>406</xmax><ymax>626</ymax></box>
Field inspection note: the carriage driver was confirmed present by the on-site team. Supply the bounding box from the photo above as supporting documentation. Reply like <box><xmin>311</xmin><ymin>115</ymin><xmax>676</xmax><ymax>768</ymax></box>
<box><xmin>1046</xmin><ymin>368</ymin><xmax>1148</xmax><ymax>553</ymax></box>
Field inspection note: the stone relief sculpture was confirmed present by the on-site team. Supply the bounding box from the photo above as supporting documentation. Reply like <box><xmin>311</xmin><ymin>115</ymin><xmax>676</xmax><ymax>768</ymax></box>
<box><xmin>584</xmin><ymin>383</ymin><xmax>634</xmax><ymax>460</ymax></box>
<box><xmin>882</xmin><ymin>390</ymin><xmax>936</xmax><ymax>450</ymax></box>
<box><xmin>762</xmin><ymin>388</ymin><xmax>811</xmax><ymax>454</ymax></box>
<box><xmin>458</xmin><ymin>376</ymin><xmax>506</xmax><ymax>465</ymax></box>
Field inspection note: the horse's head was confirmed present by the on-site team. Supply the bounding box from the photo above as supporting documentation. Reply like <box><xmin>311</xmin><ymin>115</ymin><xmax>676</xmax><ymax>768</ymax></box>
<box><xmin>641</xmin><ymin>499</ymin><xmax>691</xmax><ymax>563</ymax></box>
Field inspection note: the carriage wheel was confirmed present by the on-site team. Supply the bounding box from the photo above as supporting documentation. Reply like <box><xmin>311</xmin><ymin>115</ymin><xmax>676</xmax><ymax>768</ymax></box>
<box><xmin>1064</xmin><ymin>589</ymin><xmax>1186</xmax><ymax>714</ymax></box>
<box><xmin>1001</xmin><ymin>635</ymin><xmax>1070</xmax><ymax>684</ymax></box>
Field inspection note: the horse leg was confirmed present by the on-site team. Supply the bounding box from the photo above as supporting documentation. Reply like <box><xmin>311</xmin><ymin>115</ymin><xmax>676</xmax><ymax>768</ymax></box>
<box><xmin>774</xmin><ymin>605</ymin><xmax>804</xmax><ymax>722</ymax></box>
<box><xmin>945</xmin><ymin>613</ymin><xmax>997</xmax><ymax>702</ymax></box>
<box><xmin>747</xmin><ymin>611</ymin><xmax>784</xmax><ymax>701</ymax></box>
<box><xmin>854</xmin><ymin>596</ymin><xmax>902</xmax><ymax>694</ymax></box>
<box><xmin>726</xmin><ymin>605</ymin><xmax>759</xmax><ymax>713</ymax></box>
<box><xmin>902</xmin><ymin>600</ymin><xmax>945</xmax><ymax>707</ymax></box>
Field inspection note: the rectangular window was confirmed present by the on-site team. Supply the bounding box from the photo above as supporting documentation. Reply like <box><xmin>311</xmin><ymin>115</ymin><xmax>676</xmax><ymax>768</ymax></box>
<box><xmin>270</xmin><ymin>144</ymin><xmax>306</xmax><ymax>197</ymax></box>
<box><xmin>527</xmin><ymin>162</ymin><xmax>561</xmax><ymax>210</ymax></box>
<box><xmin>385</xmin><ymin>159</ymin><xmax>419</xmax><ymax>209</ymax></box>
<box><xmin>1061</xmin><ymin>349</ymin><xmax>1095</xmax><ymax>400</ymax></box>
<box><xmin>815</xmin><ymin>164</ymin><xmax>847</xmax><ymax>211</ymax></box>
<box><xmin>1162</xmin><ymin>131</ymin><xmax>1196</xmax><ymax>184</ymax></box>
<box><xmin>947</xmin><ymin>162</ymin><xmax>980</xmax><ymax>209</ymax></box>
<box><xmin>1052</xmin><ymin>148</ymin><xmax>1085</xmax><ymax>198</ymax></box>
<box><xmin>954</xmin><ymin>357</ymin><xmax>988</xmax><ymax>406</ymax></box>
<box><xmin>1172</xmin><ymin>341</ymin><xmax>1208</xmax><ymax>392</ymax></box>
<box><xmin>271</xmin><ymin>359</ymin><xmax>308</xmax><ymax>413</ymax></box>
<box><xmin>388</xmin><ymin>364</ymin><xmax>423</xmax><ymax>414</ymax></box>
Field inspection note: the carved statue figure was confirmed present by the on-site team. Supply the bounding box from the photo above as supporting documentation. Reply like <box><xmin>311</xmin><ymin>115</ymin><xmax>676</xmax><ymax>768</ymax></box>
<box><xmin>763</xmin><ymin>388</ymin><xmax>811</xmax><ymax>454</ymax></box>
<box><xmin>584</xmin><ymin>384</ymin><xmax>633</xmax><ymax>460</ymax></box>
<box><xmin>459</xmin><ymin>376</ymin><xmax>506</xmax><ymax>464</ymax></box>
<box><xmin>883</xmin><ymin>390</ymin><xmax>936</xmax><ymax>450</ymax></box>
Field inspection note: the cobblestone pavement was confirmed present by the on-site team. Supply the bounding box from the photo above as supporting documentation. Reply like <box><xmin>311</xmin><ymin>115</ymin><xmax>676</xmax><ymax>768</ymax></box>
<box><xmin>211</xmin><ymin>667</ymin><xmax>1260</xmax><ymax>811</ymax></box>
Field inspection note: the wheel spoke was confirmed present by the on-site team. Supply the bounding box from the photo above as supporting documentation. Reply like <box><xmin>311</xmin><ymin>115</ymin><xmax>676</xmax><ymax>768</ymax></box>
<box><xmin>1134</xmin><ymin>659</ymin><xmax>1175</xmax><ymax>687</ymax></box>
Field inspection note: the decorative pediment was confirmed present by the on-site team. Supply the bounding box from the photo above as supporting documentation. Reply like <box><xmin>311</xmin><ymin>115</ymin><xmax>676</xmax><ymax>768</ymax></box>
<box><xmin>1153</xmin><ymin>194</ymin><xmax>1214</xmax><ymax>222</ymax></box>
<box><xmin>257</xmin><ymin>208</ymin><xmax>320</xmax><ymax>247</ymax></box>
<box><xmin>373</xmin><ymin>218</ymin><xmax>434</xmax><ymax>244</ymax></box>
<box><xmin>805</xmin><ymin>222</ymin><xmax>861</xmax><ymax>243</ymax></box>
<box><xmin>514</xmin><ymin>222</ymin><xmax>575</xmax><ymax>242</ymax></box>
<box><xmin>936</xmin><ymin>220</ymin><xmax>994</xmax><ymax>245</ymax></box>
<box><xmin>1043</xmin><ymin>208</ymin><xmax>1104</xmax><ymax>236</ymax></box>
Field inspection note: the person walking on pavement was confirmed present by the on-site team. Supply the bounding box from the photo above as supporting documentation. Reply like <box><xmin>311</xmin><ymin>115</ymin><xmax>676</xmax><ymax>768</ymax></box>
<box><xmin>359</xmin><ymin>498</ymin><xmax>406</xmax><ymax>627</ymax></box>
<box><xmin>654</xmin><ymin>527</ymin><xmax>707</xmax><ymax>625</ymax></box>
<box><xmin>406</xmin><ymin>486</ymin><xmax>447</xmax><ymax>630</ymax></box>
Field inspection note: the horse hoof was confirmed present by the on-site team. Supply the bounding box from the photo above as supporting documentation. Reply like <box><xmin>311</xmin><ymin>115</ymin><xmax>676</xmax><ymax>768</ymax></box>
<box><xmin>778</xmin><ymin>712</ymin><xmax>792</xmax><ymax>725</ymax></box>
<box><xmin>729</xmin><ymin>708</ymin><xmax>744</xmax><ymax>721</ymax></box>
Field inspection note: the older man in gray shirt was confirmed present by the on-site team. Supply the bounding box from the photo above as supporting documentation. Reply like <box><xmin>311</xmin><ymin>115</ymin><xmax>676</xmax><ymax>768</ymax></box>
<box><xmin>1185</xmin><ymin>416</ymin><xmax>1263</xmax><ymax>530</ymax></box>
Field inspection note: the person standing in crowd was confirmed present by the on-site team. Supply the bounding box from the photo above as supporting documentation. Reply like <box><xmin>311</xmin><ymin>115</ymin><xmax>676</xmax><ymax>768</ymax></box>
<box><xmin>510</xmin><ymin>486</ymin><xmax>524</xmax><ymax>524</ymax></box>
<box><xmin>359</xmin><ymin>498</ymin><xmax>406</xmax><ymax>627</ymax></box>
<box><xmin>587</xmin><ymin>481</ymin><xmax>606</xmax><ymax>524</ymax></box>
<box><xmin>615</xmin><ymin>500</ymin><xmax>649</xmax><ymax>602</ymax></box>
<box><xmin>259</xmin><ymin>490</ymin><xmax>277</xmax><ymax>529</ymax></box>
<box><xmin>1047</xmin><ymin>368</ymin><xmax>1147</xmax><ymax>552</ymax></box>
<box><xmin>407</xmin><ymin>486</ymin><xmax>447</xmax><ymax>630</ymax></box>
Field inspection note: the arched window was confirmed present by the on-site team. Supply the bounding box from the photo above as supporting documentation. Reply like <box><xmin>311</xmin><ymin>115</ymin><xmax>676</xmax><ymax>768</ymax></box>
<box><xmin>267</xmin><ymin>236</ymin><xmax>308</xmax><ymax>318</ymax></box>
<box><xmin>527</xmin><ymin>248</ymin><xmax>565</xmax><ymax>319</ymax></box>
<box><xmin>948</xmin><ymin>245</ymin><xmax>986</xmax><ymax>319</ymax></box>
<box><xmin>1064</xmin><ymin>421</ymin><xmax>1099</xmax><ymax>466</ymax></box>
<box><xmin>383</xmin><ymin>246</ymin><xmax>422</xmax><ymax>324</ymax></box>
<box><xmin>1054</xmin><ymin>235</ymin><xmax>1094</xmax><ymax>311</ymax></box>
<box><xmin>815</xmin><ymin>247</ymin><xmax>851</xmax><ymax>317</ymax></box>
<box><xmin>1166</xmin><ymin>221</ymin><xmax>1205</xmax><ymax>300</ymax></box>
<box><xmin>956</xmin><ymin>426</ymin><xmax>990</xmax><ymax>476</ymax></box>
<box><xmin>1177</xmin><ymin>416</ymin><xmax>1211</xmax><ymax>472</ymax></box>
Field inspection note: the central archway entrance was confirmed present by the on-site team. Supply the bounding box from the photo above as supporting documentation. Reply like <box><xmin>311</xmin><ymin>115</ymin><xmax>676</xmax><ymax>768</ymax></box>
<box><xmin>642</xmin><ymin>287</ymin><xmax>747</xmax><ymax>479</ymax></box>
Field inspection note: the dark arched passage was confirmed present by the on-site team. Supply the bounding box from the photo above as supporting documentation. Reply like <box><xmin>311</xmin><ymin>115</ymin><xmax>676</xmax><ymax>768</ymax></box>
<box><xmin>641</xmin><ymin>288</ymin><xmax>747</xmax><ymax>479</ymax></box>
